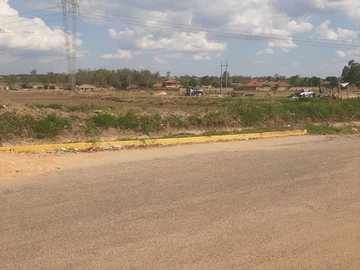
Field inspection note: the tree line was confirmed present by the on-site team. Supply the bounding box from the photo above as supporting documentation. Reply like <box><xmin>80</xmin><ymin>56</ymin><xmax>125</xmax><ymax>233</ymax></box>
<box><xmin>2</xmin><ymin>60</ymin><xmax>359</xmax><ymax>89</ymax></box>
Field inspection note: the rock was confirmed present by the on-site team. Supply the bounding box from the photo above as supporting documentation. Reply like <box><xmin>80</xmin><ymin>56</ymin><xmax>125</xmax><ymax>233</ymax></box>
<box><xmin>0</xmin><ymin>105</ymin><xmax>8</xmax><ymax>110</ymax></box>
<box><xmin>113</xmin><ymin>145</ymin><xmax>123</xmax><ymax>150</ymax></box>
<box><xmin>94</xmin><ymin>110</ymin><xmax>103</xmax><ymax>114</ymax></box>
<box><xmin>351</xmin><ymin>127</ymin><xmax>358</xmax><ymax>132</ymax></box>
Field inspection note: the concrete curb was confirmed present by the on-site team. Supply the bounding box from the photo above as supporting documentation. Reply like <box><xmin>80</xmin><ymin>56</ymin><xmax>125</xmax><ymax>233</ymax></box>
<box><xmin>0</xmin><ymin>130</ymin><xmax>307</xmax><ymax>153</ymax></box>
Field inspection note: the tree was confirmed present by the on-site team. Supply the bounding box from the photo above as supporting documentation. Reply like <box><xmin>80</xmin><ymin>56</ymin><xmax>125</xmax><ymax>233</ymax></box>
<box><xmin>310</xmin><ymin>77</ymin><xmax>321</xmax><ymax>87</ymax></box>
<box><xmin>210</xmin><ymin>77</ymin><xmax>220</xmax><ymax>87</ymax></box>
<box><xmin>342</xmin><ymin>60</ymin><xmax>360</xmax><ymax>86</ymax></box>
<box><xmin>289</xmin><ymin>75</ymin><xmax>301</xmax><ymax>87</ymax></box>
<box><xmin>189</xmin><ymin>77</ymin><xmax>198</xmax><ymax>87</ymax></box>
<box><xmin>200</xmin><ymin>76</ymin><xmax>211</xmax><ymax>86</ymax></box>
<box><xmin>325</xmin><ymin>76</ymin><xmax>339</xmax><ymax>90</ymax></box>
<box><xmin>30</xmin><ymin>69</ymin><xmax>37</xmax><ymax>76</ymax></box>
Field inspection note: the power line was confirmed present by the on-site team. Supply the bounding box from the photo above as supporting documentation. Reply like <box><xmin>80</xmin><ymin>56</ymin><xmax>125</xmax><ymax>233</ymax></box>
<box><xmin>78</xmin><ymin>10</ymin><xmax>360</xmax><ymax>50</ymax></box>
<box><xmin>1</xmin><ymin>6</ymin><xmax>59</xmax><ymax>25</ymax></box>
<box><xmin>0</xmin><ymin>18</ymin><xmax>63</xmax><ymax>31</ymax></box>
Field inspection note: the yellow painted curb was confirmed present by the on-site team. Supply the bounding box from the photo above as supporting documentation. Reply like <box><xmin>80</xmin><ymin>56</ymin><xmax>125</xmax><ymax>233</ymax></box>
<box><xmin>0</xmin><ymin>129</ymin><xmax>307</xmax><ymax>153</ymax></box>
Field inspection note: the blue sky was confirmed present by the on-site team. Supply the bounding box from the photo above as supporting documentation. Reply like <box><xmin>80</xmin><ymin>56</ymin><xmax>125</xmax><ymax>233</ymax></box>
<box><xmin>1</xmin><ymin>0</ymin><xmax>360</xmax><ymax>78</ymax></box>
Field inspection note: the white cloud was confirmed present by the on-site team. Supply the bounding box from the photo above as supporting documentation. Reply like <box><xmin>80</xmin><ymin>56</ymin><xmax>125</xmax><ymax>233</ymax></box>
<box><xmin>192</xmin><ymin>53</ymin><xmax>211</xmax><ymax>61</ymax></box>
<box><xmin>82</xmin><ymin>0</ymin><xmax>319</xmax><ymax>57</ymax></box>
<box><xmin>286</xmin><ymin>20</ymin><xmax>313</xmax><ymax>33</ymax></box>
<box><xmin>109</xmin><ymin>30</ymin><xmax>227</xmax><ymax>53</ymax></box>
<box><xmin>269</xmin><ymin>0</ymin><xmax>360</xmax><ymax>23</ymax></box>
<box><xmin>153</xmin><ymin>56</ymin><xmax>167</xmax><ymax>63</ymax></box>
<box><xmin>336</xmin><ymin>50</ymin><xmax>346</xmax><ymax>57</ymax></box>
<box><xmin>315</xmin><ymin>20</ymin><xmax>358</xmax><ymax>42</ymax></box>
<box><xmin>0</xmin><ymin>1</ymin><xmax>82</xmax><ymax>53</ymax></box>
<box><xmin>109</xmin><ymin>28</ymin><xmax>135</xmax><ymax>39</ymax></box>
<box><xmin>101</xmin><ymin>49</ymin><xmax>133</xmax><ymax>59</ymax></box>
<box><xmin>268</xmin><ymin>38</ymin><xmax>297</xmax><ymax>49</ymax></box>
<box><xmin>255</xmin><ymin>48</ymin><xmax>274</xmax><ymax>55</ymax></box>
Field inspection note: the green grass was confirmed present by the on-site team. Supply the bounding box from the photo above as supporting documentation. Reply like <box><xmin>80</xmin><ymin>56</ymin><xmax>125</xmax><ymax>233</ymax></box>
<box><xmin>32</xmin><ymin>104</ymin><xmax>63</xmax><ymax>110</ymax></box>
<box><xmin>2</xmin><ymin>98</ymin><xmax>360</xmax><ymax>143</ymax></box>
<box><xmin>306</xmin><ymin>125</ymin><xmax>357</xmax><ymax>135</ymax></box>
<box><xmin>66</xmin><ymin>105</ymin><xmax>116</xmax><ymax>112</ymax></box>
<box><xmin>0</xmin><ymin>112</ymin><xmax>69</xmax><ymax>141</ymax></box>
<box><xmin>33</xmin><ymin>114</ymin><xmax>70</xmax><ymax>139</ymax></box>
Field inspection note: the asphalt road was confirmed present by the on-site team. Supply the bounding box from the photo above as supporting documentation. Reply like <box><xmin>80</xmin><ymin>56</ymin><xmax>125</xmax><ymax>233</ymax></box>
<box><xmin>1</xmin><ymin>136</ymin><xmax>360</xmax><ymax>269</ymax></box>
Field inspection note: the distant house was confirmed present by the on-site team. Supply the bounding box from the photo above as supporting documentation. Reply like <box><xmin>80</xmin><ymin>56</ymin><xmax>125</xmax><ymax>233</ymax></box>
<box><xmin>153</xmin><ymin>83</ymin><xmax>164</xmax><ymax>88</ymax></box>
<box><xmin>241</xmin><ymin>81</ymin><xmax>290</xmax><ymax>91</ymax></box>
<box><xmin>77</xmin><ymin>84</ymin><xmax>96</xmax><ymax>91</ymax></box>
<box><xmin>165</xmin><ymin>79</ymin><xmax>181</xmax><ymax>89</ymax></box>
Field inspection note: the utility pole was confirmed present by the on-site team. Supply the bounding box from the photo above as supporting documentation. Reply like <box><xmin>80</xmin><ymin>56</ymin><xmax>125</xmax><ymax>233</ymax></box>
<box><xmin>225</xmin><ymin>61</ymin><xmax>228</xmax><ymax>93</ymax></box>
<box><xmin>220</xmin><ymin>61</ymin><xmax>223</xmax><ymax>95</ymax></box>
<box><xmin>61</xmin><ymin>0</ymin><xmax>79</xmax><ymax>90</ymax></box>
<box><xmin>220</xmin><ymin>61</ymin><xmax>228</xmax><ymax>95</ymax></box>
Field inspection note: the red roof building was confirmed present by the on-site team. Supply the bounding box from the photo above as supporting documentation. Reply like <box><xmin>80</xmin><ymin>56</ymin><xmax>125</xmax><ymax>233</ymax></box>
<box><xmin>165</xmin><ymin>79</ymin><xmax>181</xmax><ymax>88</ymax></box>
<box><xmin>241</xmin><ymin>81</ymin><xmax>291</xmax><ymax>89</ymax></box>
<box><xmin>153</xmin><ymin>83</ymin><xmax>164</xmax><ymax>88</ymax></box>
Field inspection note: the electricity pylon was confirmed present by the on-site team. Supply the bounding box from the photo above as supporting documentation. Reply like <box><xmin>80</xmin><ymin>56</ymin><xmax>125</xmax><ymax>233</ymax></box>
<box><xmin>61</xmin><ymin>0</ymin><xmax>79</xmax><ymax>90</ymax></box>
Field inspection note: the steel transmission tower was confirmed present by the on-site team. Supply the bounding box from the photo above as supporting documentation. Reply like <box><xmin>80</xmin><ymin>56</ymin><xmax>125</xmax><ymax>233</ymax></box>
<box><xmin>61</xmin><ymin>0</ymin><xmax>79</xmax><ymax>90</ymax></box>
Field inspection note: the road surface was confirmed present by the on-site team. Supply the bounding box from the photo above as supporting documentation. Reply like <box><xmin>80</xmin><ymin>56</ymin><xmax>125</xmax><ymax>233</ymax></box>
<box><xmin>1</xmin><ymin>136</ymin><xmax>360</xmax><ymax>269</ymax></box>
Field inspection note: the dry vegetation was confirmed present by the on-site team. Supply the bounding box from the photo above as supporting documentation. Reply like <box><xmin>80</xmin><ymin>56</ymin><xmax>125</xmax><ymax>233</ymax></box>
<box><xmin>1</xmin><ymin>89</ymin><xmax>360</xmax><ymax>146</ymax></box>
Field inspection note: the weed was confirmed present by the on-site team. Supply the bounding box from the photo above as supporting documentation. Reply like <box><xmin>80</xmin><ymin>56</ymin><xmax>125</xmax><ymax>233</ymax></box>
<box><xmin>88</xmin><ymin>114</ymin><xmax>118</xmax><ymax>129</ymax></box>
<box><xmin>34</xmin><ymin>114</ymin><xmax>69</xmax><ymax>139</ymax></box>
<box><xmin>0</xmin><ymin>112</ymin><xmax>35</xmax><ymax>141</ymax></box>
<box><xmin>119</xmin><ymin>111</ymin><xmax>139</xmax><ymax>130</ymax></box>
<box><xmin>33</xmin><ymin>104</ymin><xmax>63</xmax><ymax>110</ymax></box>
<box><xmin>306</xmin><ymin>125</ymin><xmax>356</xmax><ymax>135</ymax></box>
<box><xmin>165</xmin><ymin>115</ymin><xmax>186</xmax><ymax>128</ymax></box>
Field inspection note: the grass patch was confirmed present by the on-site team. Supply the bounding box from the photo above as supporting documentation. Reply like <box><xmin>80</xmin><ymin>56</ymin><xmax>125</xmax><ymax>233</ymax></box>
<box><xmin>0</xmin><ymin>112</ymin><xmax>35</xmax><ymax>141</ymax></box>
<box><xmin>306</xmin><ymin>125</ymin><xmax>357</xmax><ymax>135</ymax></box>
<box><xmin>0</xmin><ymin>112</ymin><xmax>69</xmax><ymax>142</ymax></box>
<box><xmin>160</xmin><ymin>132</ymin><xmax>197</xmax><ymax>139</ymax></box>
<box><xmin>66</xmin><ymin>105</ymin><xmax>116</xmax><ymax>112</ymax></box>
<box><xmin>32</xmin><ymin>104</ymin><xmax>63</xmax><ymax>110</ymax></box>
<box><xmin>34</xmin><ymin>114</ymin><xmax>70</xmax><ymax>139</ymax></box>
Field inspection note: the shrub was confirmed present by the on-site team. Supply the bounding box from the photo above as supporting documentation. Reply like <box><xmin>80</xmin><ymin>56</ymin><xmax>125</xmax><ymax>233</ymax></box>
<box><xmin>34</xmin><ymin>114</ymin><xmax>69</xmax><ymax>139</ymax></box>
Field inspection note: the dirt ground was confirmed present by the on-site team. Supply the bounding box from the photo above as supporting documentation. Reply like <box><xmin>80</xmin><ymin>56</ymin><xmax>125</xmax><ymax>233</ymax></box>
<box><xmin>0</xmin><ymin>152</ymin><xmax>73</xmax><ymax>181</ymax></box>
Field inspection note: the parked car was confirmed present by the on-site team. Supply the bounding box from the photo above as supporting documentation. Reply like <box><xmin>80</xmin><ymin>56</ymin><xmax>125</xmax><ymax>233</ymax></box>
<box><xmin>184</xmin><ymin>87</ymin><xmax>204</xmax><ymax>96</ymax></box>
<box><xmin>299</xmin><ymin>90</ymin><xmax>314</xmax><ymax>97</ymax></box>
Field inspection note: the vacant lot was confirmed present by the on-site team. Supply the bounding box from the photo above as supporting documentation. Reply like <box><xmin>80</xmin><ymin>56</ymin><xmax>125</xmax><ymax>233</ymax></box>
<box><xmin>1</xmin><ymin>90</ymin><xmax>360</xmax><ymax>145</ymax></box>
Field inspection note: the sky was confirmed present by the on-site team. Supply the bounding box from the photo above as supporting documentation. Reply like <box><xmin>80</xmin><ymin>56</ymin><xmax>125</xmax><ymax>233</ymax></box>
<box><xmin>0</xmin><ymin>0</ymin><xmax>360</xmax><ymax>77</ymax></box>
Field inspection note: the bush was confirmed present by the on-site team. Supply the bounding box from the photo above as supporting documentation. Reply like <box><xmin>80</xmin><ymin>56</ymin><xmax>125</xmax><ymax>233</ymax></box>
<box><xmin>0</xmin><ymin>113</ymin><xmax>35</xmax><ymax>141</ymax></box>
<box><xmin>34</xmin><ymin>114</ymin><xmax>69</xmax><ymax>139</ymax></box>
<box><xmin>88</xmin><ymin>114</ymin><xmax>118</xmax><ymax>129</ymax></box>
<box><xmin>118</xmin><ymin>111</ymin><xmax>139</xmax><ymax>130</ymax></box>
